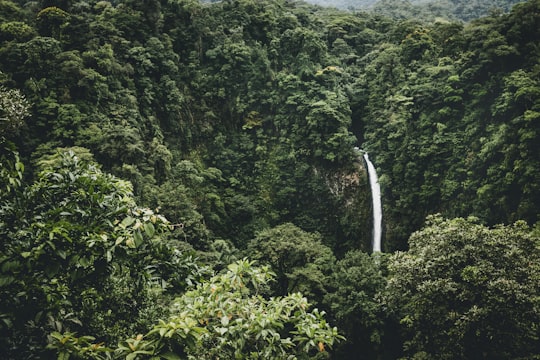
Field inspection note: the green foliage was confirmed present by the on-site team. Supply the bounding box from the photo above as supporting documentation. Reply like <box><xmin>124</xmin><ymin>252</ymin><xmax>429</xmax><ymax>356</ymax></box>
<box><xmin>37</xmin><ymin>6</ymin><xmax>70</xmax><ymax>38</ymax></box>
<box><xmin>47</xmin><ymin>331</ymin><xmax>113</xmax><ymax>360</ymax></box>
<box><xmin>171</xmin><ymin>259</ymin><xmax>341</xmax><ymax>358</ymax></box>
<box><xmin>247</xmin><ymin>223</ymin><xmax>336</xmax><ymax>301</ymax></box>
<box><xmin>0</xmin><ymin>83</ymin><xmax>29</xmax><ymax>196</ymax></box>
<box><xmin>0</xmin><ymin>84</ymin><xmax>30</xmax><ymax>137</ymax></box>
<box><xmin>0</xmin><ymin>21</ymin><xmax>36</xmax><ymax>42</ymax></box>
<box><xmin>360</xmin><ymin>0</ymin><xmax>540</xmax><ymax>248</ymax></box>
<box><xmin>0</xmin><ymin>150</ymin><xmax>201</xmax><ymax>357</ymax></box>
<box><xmin>0</xmin><ymin>142</ymin><xmax>24</xmax><ymax>196</ymax></box>
<box><xmin>124</xmin><ymin>259</ymin><xmax>343</xmax><ymax>359</ymax></box>
<box><xmin>48</xmin><ymin>260</ymin><xmax>344</xmax><ymax>359</ymax></box>
<box><xmin>1</xmin><ymin>0</ymin><xmax>540</xmax><ymax>356</ymax></box>
<box><xmin>140</xmin><ymin>159</ymin><xmax>226</xmax><ymax>250</ymax></box>
<box><xmin>385</xmin><ymin>215</ymin><xmax>540</xmax><ymax>359</ymax></box>
<box><xmin>371</xmin><ymin>0</ymin><xmax>526</xmax><ymax>22</ymax></box>
<box><xmin>323</xmin><ymin>250</ymin><xmax>387</xmax><ymax>358</ymax></box>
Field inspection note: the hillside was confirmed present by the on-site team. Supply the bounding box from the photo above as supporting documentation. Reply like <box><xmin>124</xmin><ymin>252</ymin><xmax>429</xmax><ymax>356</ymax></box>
<box><xmin>305</xmin><ymin>0</ymin><xmax>527</xmax><ymax>21</ymax></box>
<box><xmin>1</xmin><ymin>0</ymin><xmax>539</xmax><ymax>358</ymax></box>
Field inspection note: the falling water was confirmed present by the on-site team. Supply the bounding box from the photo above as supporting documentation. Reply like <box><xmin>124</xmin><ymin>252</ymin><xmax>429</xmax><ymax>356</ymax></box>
<box><xmin>363</xmin><ymin>153</ymin><xmax>382</xmax><ymax>253</ymax></box>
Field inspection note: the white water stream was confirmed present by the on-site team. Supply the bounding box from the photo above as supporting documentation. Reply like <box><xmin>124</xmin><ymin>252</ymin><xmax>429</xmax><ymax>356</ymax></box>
<box><xmin>363</xmin><ymin>153</ymin><xmax>382</xmax><ymax>253</ymax></box>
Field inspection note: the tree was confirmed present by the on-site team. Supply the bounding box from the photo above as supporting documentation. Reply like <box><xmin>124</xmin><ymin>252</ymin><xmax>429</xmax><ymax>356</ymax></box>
<box><xmin>384</xmin><ymin>215</ymin><xmax>540</xmax><ymax>359</ymax></box>
<box><xmin>0</xmin><ymin>150</ymin><xmax>200</xmax><ymax>357</ymax></box>
<box><xmin>36</xmin><ymin>6</ymin><xmax>70</xmax><ymax>38</ymax></box>
<box><xmin>140</xmin><ymin>159</ymin><xmax>227</xmax><ymax>251</ymax></box>
<box><xmin>0</xmin><ymin>84</ymin><xmax>29</xmax><ymax>137</ymax></box>
<box><xmin>323</xmin><ymin>250</ymin><xmax>388</xmax><ymax>359</ymax></box>
<box><xmin>0</xmin><ymin>21</ymin><xmax>35</xmax><ymax>42</ymax></box>
<box><xmin>49</xmin><ymin>259</ymin><xmax>344</xmax><ymax>359</ymax></box>
<box><xmin>247</xmin><ymin>223</ymin><xmax>335</xmax><ymax>303</ymax></box>
<box><xmin>0</xmin><ymin>83</ymin><xmax>29</xmax><ymax>196</ymax></box>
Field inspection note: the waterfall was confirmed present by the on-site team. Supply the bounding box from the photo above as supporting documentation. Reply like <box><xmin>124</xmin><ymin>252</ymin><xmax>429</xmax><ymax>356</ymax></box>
<box><xmin>363</xmin><ymin>153</ymin><xmax>382</xmax><ymax>253</ymax></box>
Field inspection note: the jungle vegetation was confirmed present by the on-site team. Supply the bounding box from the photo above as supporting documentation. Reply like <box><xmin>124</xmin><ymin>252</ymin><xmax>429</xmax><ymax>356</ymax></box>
<box><xmin>1</xmin><ymin>0</ymin><xmax>539</xmax><ymax>358</ymax></box>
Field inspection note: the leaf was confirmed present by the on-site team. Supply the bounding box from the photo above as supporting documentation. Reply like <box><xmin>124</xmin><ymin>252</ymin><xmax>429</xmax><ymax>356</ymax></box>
<box><xmin>121</xmin><ymin>216</ymin><xmax>135</xmax><ymax>228</ymax></box>
<box><xmin>221</xmin><ymin>315</ymin><xmax>230</xmax><ymax>326</ymax></box>
<box><xmin>2</xmin><ymin>260</ymin><xmax>21</xmax><ymax>270</ymax></box>
<box><xmin>0</xmin><ymin>276</ymin><xmax>15</xmax><ymax>287</ymax></box>
<box><xmin>115</xmin><ymin>236</ymin><xmax>125</xmax><ymax>246</ymax></box>
<box><xmin>159</xmin><ymin>352</ymin><xmax>183</xmax><ymax>360</ymax></box>
<box><xmin>144</xmin><ymin>222</ymin><xmax>155</xmax><ymax>238</ymax></box>
<box><xmin>134</xmin><ymin>230</ymin><xmax>143</xmax><ymax>247</ymax></box>
<box><xmin>15</xmin><ymin>161</ymin><xmax>24</xmax><ymax>172</ymax></box>
<box><xmin>57</xmin><ymin>250</ymin><xmax>67</xmax><ymax>260</ymax></box>
<box><xmin>126</xmin><ymin>238</ymin><xmax>136</xmax><ymax>249</ymax></box>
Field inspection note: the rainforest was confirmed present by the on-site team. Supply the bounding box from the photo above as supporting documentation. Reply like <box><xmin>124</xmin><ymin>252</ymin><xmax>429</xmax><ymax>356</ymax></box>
<box><xmin>1</xmin><ymin>0</ymin><xmax>539</xmax><ymax>358</ymax></box>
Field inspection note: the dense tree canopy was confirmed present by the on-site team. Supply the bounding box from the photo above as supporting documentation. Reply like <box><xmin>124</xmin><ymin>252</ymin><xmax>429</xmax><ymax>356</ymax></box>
<box><xmin>0</xmin><ymin>150</ymin><xmax>203</xmax><ymax>357</ymax></box>
<box><xmin>371</xmin><ymin>0</ymin><xmax>527</xmax><ymax>21</ymax></box>
<box><xmin>247</xmin><ymin>223</ymin><xmax>335</xmax><ymax>301</ymax></box>
<box><xmin>385</xmin><ymin>216</ymin><xmax>540</xmax><ymax>359</ymax></box>
<box><xmin>1</xmin><ymin>0</ymin><xmax>539</xmax><ymax>357</ymax></box>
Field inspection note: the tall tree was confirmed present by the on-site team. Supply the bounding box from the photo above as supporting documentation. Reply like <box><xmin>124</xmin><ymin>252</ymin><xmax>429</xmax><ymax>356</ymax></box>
<box><xmin>385</xmin><ymin>216</ymin><xmax>540</xmax><ymax>359</ymax></box>
<box><xmin>0</xmin><ymin>150</ymin><xmax>200</xmax><ymax>357</ymax></box>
